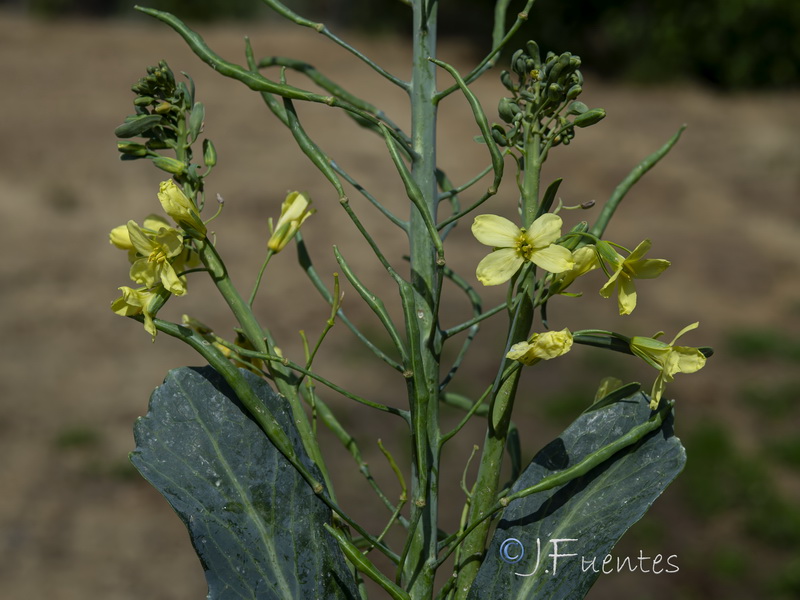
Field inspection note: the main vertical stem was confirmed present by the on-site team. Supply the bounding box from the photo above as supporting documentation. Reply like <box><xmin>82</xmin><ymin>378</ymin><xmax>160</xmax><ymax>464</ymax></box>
<box><xmin>404</xmin><ymin>1</ymin><xmax>441</xmax><ymax>598</ymax></box>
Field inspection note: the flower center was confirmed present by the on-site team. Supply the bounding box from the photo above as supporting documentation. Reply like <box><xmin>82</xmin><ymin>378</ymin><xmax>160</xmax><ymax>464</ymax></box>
<box><xmin>514</xmin><ymin>231</ymin><xmax>534</xmax><ymax>261</ymax></box>
<box><xmin>148</xmin><ymin>247</ymin><xmax>168</xmax><ymax>264</ymax></box>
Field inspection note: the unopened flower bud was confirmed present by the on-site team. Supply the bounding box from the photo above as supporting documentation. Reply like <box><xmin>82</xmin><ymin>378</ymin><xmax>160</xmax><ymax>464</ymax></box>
<box><xmin>157</xmin><ymin>180</ymin><xmax>206</xmax><ymax>239</ymax></box>
<box><xmin>203</xmin><ymin>138</ymin><xmax>217</xmax><ymax>167</ymax></box>
<box><xmin>500</xmin><ymin>70</ymin><xmax>515</xmax><ymax>92</ymax></box>
<box><xmin>117</xmin><ymin>142</ymin><xmax>148</xmax><ymax>157</ymax></box>
<box><xmin>573</xmin><ymin>108</ymin><xmax>606</xmax><ymax>128</ymax></box>
<box><xmin>268</xmin><ymin>191</ymin><xmax>314</xmax><ymax>252</ymax></box>
<box><xmin>152</xmin><ymin>156</ymin><xmax>185</xmax><ymax>176</ymax></box>
<box><xmin>498</xmin><ymin>97</ymin><xmax>520</xmax><ymax>123</ymax></box>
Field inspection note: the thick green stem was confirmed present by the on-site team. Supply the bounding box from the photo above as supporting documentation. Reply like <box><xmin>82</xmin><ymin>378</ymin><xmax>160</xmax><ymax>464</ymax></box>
<box><xmin>521</xmin><ymin>122</ymin><xmax>542</xmax><ymax>227</ymax></box>
<box><xmin>453</xmin><ymin>297</ymin><xmax>532</xmax><ymax>598</ymax></box>
<box><xmin>195</xmin><ymin>238</ymin><xmax>334</xmax><ymax>501</ymax></box>
<box><xmin>403</xmin><ymin>1</ymin><xmax>442</xmax><ymax>598</ymax></box>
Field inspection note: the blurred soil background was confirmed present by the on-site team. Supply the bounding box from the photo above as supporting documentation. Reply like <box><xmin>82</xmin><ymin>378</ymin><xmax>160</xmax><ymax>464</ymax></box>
<box><xmin>1</xmin><ymin>1</ymin><xmax>799</xmax><ymax>599</ymax></box>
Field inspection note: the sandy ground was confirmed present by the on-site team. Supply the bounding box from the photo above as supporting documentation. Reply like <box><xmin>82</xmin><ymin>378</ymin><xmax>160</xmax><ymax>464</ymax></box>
<box><xmin>1</xmin><ymin>9</ymin><xmax>799</xmax><ymax>600</ymax></box>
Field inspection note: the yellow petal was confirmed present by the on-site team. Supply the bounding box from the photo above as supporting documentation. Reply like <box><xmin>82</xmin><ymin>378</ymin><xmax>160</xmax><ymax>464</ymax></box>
<box><xmin>126</xmin><ymin>220</ymin><xmax>155</xmax><ymax>256</ymax></box>
<box><xmin>267</xmin><ymin>191</ymin><xmax>313</xmax><ymax>252</ymax></box>
<box><xmin>533</xmin><ymin>328</ymin><xmax>573</xmax><ymax>359</ymax></box>
<box><xmin>109</xmin><ymin>224</ymin><xmax>133</xmax><ymax>249</ymax></box>
<box><xmin>631</xmin><ymin>258</ymin><xmax>671</xmax><ymax>279</ymax></box>
<box><xmin>627</xmin><ymin>239</ymin><xmax>653</xmax><ymax>262</ymax></box>
<box><xmin>507</xmin><ymin>341</ymin><xmax>539</xmax><ymax>365</ymax></box>
<box><xmin>471</xmin><ymin>214</ymin><xmax>520</xmax><ymax>248</ymax></box>
<box><xmin>129</xmin><ymin>258</ymin><xmax>158</xmax><ymax>288</ymax></box>
<box><xmin>526</xmin><ymin>213</ymin><xmax>563</xmax><ymax>247</ymax></box>
<box><xmin>111</xmin><ymin>287</ymin><xmax>143</xmax><ymax>316</ymax></box>
<box><xmin>665</xmin><ymin>347</ymin><xmax>706</xmax><ymax>376</ymax></box>
<box><xmin>530</xmin><ymin>243</ymin><xmax>574</xmax><ymax>273</ymax></box>
<box><xmin>650</xmin><ymin>372</ymin><xmax>667</xmax><ymax>409</ymax></box>
<box><xmin>159</xmin><ymin>263</ymin><xmax>187</xmax><ymax>296</ymax></box>
<box><xmin>475</xmin><ymin>248</ymin><xmax>523</xmax><ymax>286</ymax></box>
<box><xmin>142</xmin><ymin>213</ymin><xmax>170</xmax><ymax>233</ymax></box>
<box><xmin>617</xmin><ymin>275</ymin><xmax>638</xmax><ymax>315</ymax></box>
<box><xmin>153</xmin><ymin>227</ymin><xmax>185</xmax><ymax>259</ymax></box>
<box><xmin>669</xmin><ymin>322</ymin><xmax>700</xmax><ymax>345</ymax></box>
<box><xmin>571</xmin><ymin>245</ymin><xmax>599</xmax><ymax>276</ymax></box>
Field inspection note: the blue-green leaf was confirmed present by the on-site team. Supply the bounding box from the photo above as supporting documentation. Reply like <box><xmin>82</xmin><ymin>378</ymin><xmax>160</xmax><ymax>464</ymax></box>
<box><xmin>130</xmin><ymin>366</ymin><xmax>359</xmax><ymax>600</ymax></box>
<box><xmin>468</xmin><ymin>391</ymin><xmax>685</xmax><ymax>600</ymax></box>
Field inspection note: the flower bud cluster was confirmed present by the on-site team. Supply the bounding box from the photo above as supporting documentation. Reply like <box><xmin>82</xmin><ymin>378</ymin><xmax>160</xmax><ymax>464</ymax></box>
<box><xmin>492</xmin><ymin>41</ymin><xmax>605</xmax><ymax>152</ymax></box>
<box><xmin>113</xmin><ymin>61</ymin><xmax>216</xmax><ymax>177</ymax></box>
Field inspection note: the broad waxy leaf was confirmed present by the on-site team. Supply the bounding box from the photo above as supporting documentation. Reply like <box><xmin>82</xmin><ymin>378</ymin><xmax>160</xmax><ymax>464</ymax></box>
<box><xmin>130</xmin><ymin>366</ymin><xmax>359</xmax><ymax>600</ymax></box>
<box><xmin>468</xmin><ymin>391</ymin><xmax>685</xmax><ymax>600</ymax></box>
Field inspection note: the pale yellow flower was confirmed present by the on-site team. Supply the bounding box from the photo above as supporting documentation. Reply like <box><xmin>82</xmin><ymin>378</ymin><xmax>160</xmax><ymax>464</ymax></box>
<box><xmin>126</xmin><ymin>220</ymin><xmax>187</xmax><ymax>296</ymax></box>
<box><xmin>472</xmin><ymin>213</ymin><xmax>574</xmax><ymax>286</ymax></box>
<box><xmin>551</xmin><ymin>244</ymin><xmax>599</xmax><ymax>294</ymax></box>
<box><xmin>598</xmin><ymin>240</ymin><xmax>670</xmax><ymax>315</ymax></box>
<box><xmin>111</xmin><ymin>286</ymin><xmax>163</xmax><ymax>340</ymax></box>
<box><xmin>268</xmin><ymin>191</ymin><xmax>314</xmax><ymax>252</ymax></box>
<box><xmin>630</xmin><ymin>322</ymin><xmax>707</xmax><ymax>409</ymax></box>
<box><xmin>157</xmin><ymin>180</ymin><xmax>206</xmax><ymax>239</ymax></box>
<box><xmin>109</xmin><ymin>214</ymin><xmax>171</xmax><ymax>260</ymax></box>
<box><xmin>507</xmin><ymin>328</ymin><xmax>573</xmax><ymax>366</ymax></box>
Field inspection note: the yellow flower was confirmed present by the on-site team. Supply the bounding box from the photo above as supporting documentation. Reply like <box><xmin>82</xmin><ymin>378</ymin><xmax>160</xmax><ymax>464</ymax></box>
<box><xmin>110</xmin><ymin>214</ymin><xmax>172</xmax><ymax>261</ymax></box>
<box><xmin>126</xmin><ymin>220</ymin><xmax>187</xmax><ymax>296</ymax></box>
<box><xmin>111</xmin><ymin>286</ymin><xmax>164</xmax><ymax>340</ymax></box>
<box><xmin>630</xmin><ymin>322</ymin><xmax>707</xmax><ymax>409</ymax></box>
<box><xmin>268</xmin><ymin>191</ymin><xmax>314</xmax><ymax>252</ymax></box>
<box><xmin>598</xmin><ymin>240</ymin><xmax>670</xmax><ymax>315</ymax></box>
<box><xmin>551</xmin><ymin>244</ymin><xmax>599</xmax><ymax>294</ymax></box>
<box><xmin>472</xmin><ymin>213</ymin><xmax>575</xmax><ymax>286</ymax></box>
<box><xmin>507</xmin><ymin>328</ymin><xmax>573</xmax><ymax>366</ymax></box>
<box><xmin>157</xmin><ymin>180</ymin><xmax>206</xmax><ymax>239</ymax></box>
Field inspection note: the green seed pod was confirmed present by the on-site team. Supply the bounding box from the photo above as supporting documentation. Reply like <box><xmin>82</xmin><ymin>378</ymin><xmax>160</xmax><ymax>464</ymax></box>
<box><xmin>573</xmin><ymin>108</ymin><xmax>606</xmax><ymax>128</ymax></box>
<box><xmin>152</xmin><ymin>156</ymin><xmax>185</xmax><ymax>175</ymax></box>
<box><xmin>203</xmin><ymin>138</ymin><xmax>217</xmax><ymax>167</ymax></box>
<box><xmin>497</xmin><ymin>97</ymin><xmax>520</xmax><ymax>123</ymax></box>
